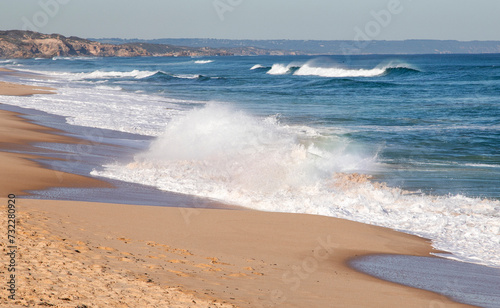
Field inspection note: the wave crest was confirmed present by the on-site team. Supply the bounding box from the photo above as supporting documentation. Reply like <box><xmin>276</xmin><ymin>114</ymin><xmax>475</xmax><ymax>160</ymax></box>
<box><xmin>263</xmin><ymin>59</ymin><xmax>420</xmax><ymax>78</ymax></box>
<box><xmin>266</xmin><ymin>63</ymin><xmax>301</xmax><ymax>75</ymax></box>
<box><xmin>250</xmin><ymin>64</ymin><xmax>268</xmax><ymax>70</ymax></box>
<box><xmin>194</xmin><ymin>60</ymin><xmax>214</xmax><ymax>64</ymax></box>
<box><xmin>294</xmin><ymin>64</ymin><xmax>386</xmax><ymax>77</ymax></box>
<box><xmin>143</xmin><ymin>71</ymin><xmax>214</xmax><ymax>82</ymax></box>
<box><xmin>41</xmin><ymin>69</ymin><xmax>158</xmax><ymax>80</ymax></box>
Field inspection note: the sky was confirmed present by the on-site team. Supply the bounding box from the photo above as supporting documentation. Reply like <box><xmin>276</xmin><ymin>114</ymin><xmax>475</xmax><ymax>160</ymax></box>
<box><xmin>1</xmin><ymin>0</ymin><xmax>500</xmax><ymax>41</ymax></box>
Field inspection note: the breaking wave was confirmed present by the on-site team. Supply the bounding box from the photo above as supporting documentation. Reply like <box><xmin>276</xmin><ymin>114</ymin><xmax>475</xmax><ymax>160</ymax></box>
<box><xmin>265</xmin><ymin>60</ymin><xmax>420</xmax><ymax>78</ymax></box>
<box><xmin>266</xmin><ymin>63</ymin><xmax>301</xmax><ymax>75</ymax></box>
<box><xmin>194</xmin><ymin>60</ymin><xmax>214</xmax><ymax>64</ymax></box>
<box><xmin>143</xmin><ymin>71</ymin><xmax>215</xmax><ymax>82</ymax></box>
<box><xmin>33</xmin><ymin>69</ymin><xmax>158</xmax><ymax>80</ymax></box>
<box><xmin>250</xmin><ymin>64</ymin><xmax>269</xmax><ymax>70</ymax></box>
<box><xmin>91</xmin><ymin>102</ymin><xmax>500</xmax><ymax>268</ymax></box>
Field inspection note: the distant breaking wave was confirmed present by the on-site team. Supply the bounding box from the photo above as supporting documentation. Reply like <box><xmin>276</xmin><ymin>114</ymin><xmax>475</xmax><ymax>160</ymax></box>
<box><xmin>266</xmin><ymin>63</ymin><xmax>301</xmax><ymax>75</ymax></box>
<box><xmin>27</xmin><ymin>69</ymin><xmax>220</xmax><ymax>82</ymax></box>
<box><xmin>172</xmin><ymin>73</ymin><xmax>204</xmax><ymax>80</ymax></box>
<box><xmin>31</xmin><ymin>69</ymin><xmax>159</xmax><ymax>80</ymax></box>
<box><xmin>146</xmin><ymin>71</ymin><xmax>215</xmax><ymax>82</ymax></box>
<box><xmin>194</xmin><ymin>60</ymin><xmax>214</xmax><ymax>64</ymax></box>
<box><xmin>263</xmin><ymin>60</ymin><xmax>420</xmax><ymax>78</ymax></box>
<box><xmin>52</xmin><ymin>56</ymin><xmax>102</xmax><ymax>61</ymax></box>
<box><xmin>384</xmin><ymin>66</ymin><xmax>421</xmax><ymax>75</ymax></box>
<box><xmin>250</xmin><ymin>64</ymin><xmax>269</xmax><ymax>70</ymax></box>
<box><xmin>294</xmin><ymin>63</ymin><xmax>386</xmax><ymax>77</ymax></box>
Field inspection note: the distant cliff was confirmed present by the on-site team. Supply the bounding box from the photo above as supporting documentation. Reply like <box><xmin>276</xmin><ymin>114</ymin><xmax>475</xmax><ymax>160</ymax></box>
<box><xmin>0</xmin><ymin>30</ymin><xmax>147</xmax><ymax>58</ymax></box>
<box><xmin>4</xmin><ymin>30</ymin><xmax>497</xmax><ymax>59</ymax></box>
<box><xmin>99</xmin><ymin>38</ymin><xmax>500</xmax><ymax>55</ymax></box>
<box><xmin>0</xmin><ymin>30</ymin><xmax>295</xmax><ymax>59</ymax></box>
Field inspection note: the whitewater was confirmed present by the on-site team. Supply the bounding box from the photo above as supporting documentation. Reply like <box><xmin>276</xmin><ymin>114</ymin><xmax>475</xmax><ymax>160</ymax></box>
<box><xmin>91</xmin><ymin>103</ymin><xmax>500</xmax><ymax>268</ymax></box>
<box><xmin>1</xmin><ymin>54</ymin><xmax>499</xmax><ymax>268</ymax></box>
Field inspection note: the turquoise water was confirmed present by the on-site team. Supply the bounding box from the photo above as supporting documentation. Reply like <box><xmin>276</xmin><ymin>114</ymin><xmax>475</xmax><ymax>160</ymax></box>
<box><xmin>1</xmin><ymin>54</ymin><xmax>499</xmax><ymax>267</ymax></box>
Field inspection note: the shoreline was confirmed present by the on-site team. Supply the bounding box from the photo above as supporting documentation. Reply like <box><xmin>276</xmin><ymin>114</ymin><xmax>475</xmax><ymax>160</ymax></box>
<box><xmin>0</xmin><ymin>68</ymin><xmax>55</xmax><ymax>96</ymax></box>
<box><xmin>0</xmin><ymin>108</ymin><xmax>112</xmax><ymax>197</ymax></box>
<box><xmin>0</xmin><ymin>80</ymin><xmax>479</xmax><ymax>307</ymax></box>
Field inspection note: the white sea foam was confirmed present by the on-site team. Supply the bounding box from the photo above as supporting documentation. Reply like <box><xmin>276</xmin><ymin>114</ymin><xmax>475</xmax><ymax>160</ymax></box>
<box><xmin>91</xmin><ymin>102</ymin><xmax>500</xmax><ymax>268</ymax></box>
<box><xmin>52</xmin><ymin>56</ymin><xmax>101</xmax><ymax>61</ymax></box>
<box><xmin>194</xmin><ymin>60</ymin><xmax>214</xmax><ymax>64</ymax></box>
<box><xmin>72</xmin><ymin>69</ymin><xmax>158</xmax><ymax>80</ymax></box>
<box><xmin>250</xmin><ymin>64</ymin><xmax>266</xmax><ymax>70</ymax></box>
<box><xmin>267</xmin><ymin>63</ymin><xmax>299</xmax><ymax>75</ymax></box>
<box><xmin>173</xmin><ymin>74</ymin><xmax>202</xmax><ymax>79</ymax></box>
<box><xmin>346</xmin><ymin>124</ymin><xmax>500</xmax><ymax>133</ymax></box>
<box><xmin>463</xmin><ymin>163</ymin><xmax>500</xmax><ymax>169</ymax></box>
<box><xmin>294</xmin><ymin>63</ymin><xmax>386</xmax><ymax>77</ymax></box>
<box><xmin>0</xmin><ymin>82</ymin><xmax>190</xmax><ymax>136</ymax></box>
<box><xmin>265</xmin><ymin>60</ymin><xmax>417</xmax><ymax>78</ymax></box>
<box><xmin>95</xmin><ymin>85</ymin><xmax>123</xmax><ymax>91</ymax></box>
<box><xmin>19</xmin><ymin>69</ymin><xmax>158</xmax><ymax>81</ymax></box>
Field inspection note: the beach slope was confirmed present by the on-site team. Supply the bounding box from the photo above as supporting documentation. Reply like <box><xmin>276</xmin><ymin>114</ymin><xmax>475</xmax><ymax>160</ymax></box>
<box><xmin>0</xmin><ymin>82</ymin><xmax>474</xmax><ymax>307</ymax></box>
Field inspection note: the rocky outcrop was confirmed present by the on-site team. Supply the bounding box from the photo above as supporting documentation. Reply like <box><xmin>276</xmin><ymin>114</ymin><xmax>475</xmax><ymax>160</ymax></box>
<box><xmin>0</xmin><ymin>30</ymin><xmax>294</xmax><ymax>59</ymax></box>
<box><xmin>0</xmin><ymin>30</ymin><xmax>150</xmax><ymax>58</ymax></box>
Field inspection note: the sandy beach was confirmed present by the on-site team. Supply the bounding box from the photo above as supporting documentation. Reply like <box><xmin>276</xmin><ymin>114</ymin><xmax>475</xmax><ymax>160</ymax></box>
<box><xmin>0</xmin><ymin>81</ymin><xmax>477</xmax><ymax>307</ymax></box>
<box><xmin>0</xmin><ymin>68</ymin><xmax>55</xmax><ymax>96</ymax></box>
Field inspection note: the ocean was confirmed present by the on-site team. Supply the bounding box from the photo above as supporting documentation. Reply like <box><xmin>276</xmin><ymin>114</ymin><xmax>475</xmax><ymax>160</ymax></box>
<box><xmin>1</xmin><ymin>54</ymin><xmax>499</xmax><ymax>268</ymax></box>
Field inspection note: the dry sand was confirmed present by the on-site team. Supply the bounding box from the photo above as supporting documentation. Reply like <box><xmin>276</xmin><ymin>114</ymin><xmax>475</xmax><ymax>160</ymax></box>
<box><xmin>0</xmin><ymin>81</ymin><xmax>475</xmax><ymax>307</ymax></box>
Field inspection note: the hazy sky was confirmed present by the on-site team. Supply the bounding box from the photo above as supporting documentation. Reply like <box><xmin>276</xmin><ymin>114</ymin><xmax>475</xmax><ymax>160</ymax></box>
<box><xmin>1</xmin><ymin>0</ymin><xmax>499</xmax><ymax>40</ymax></box>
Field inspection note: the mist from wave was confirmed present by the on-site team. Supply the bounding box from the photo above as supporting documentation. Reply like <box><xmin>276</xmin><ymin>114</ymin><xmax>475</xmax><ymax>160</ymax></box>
<box><xmin>91</xmin><ymin>102</ymin><xmax>500</xmax><ymax>268</ymax></box>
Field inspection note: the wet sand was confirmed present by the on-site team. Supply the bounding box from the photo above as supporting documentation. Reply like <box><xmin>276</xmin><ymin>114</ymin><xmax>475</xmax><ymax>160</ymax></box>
<box><xmin>0</xmin><ymin>80</ymin><xmax>477</xmax><ymax>307</ymax></box>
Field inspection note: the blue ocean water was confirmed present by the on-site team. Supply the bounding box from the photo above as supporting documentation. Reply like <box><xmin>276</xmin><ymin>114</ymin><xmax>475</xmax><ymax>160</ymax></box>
<box><xmin>6</xmin><ymin>54</ymin><xmax>499</xmax><ymax>198</ymax></box>
<box><xmin>1</xmin><ymin>54</ymin><xmax>499</xmax><ymax>267</ymax></box>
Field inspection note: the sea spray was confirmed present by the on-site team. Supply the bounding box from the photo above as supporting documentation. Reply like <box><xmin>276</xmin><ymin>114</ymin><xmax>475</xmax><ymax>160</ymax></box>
<box><xmin>132</xmin><ymin>102</ymin><xmax>376</xmax><ymax>195</ymax></box>
<box><xmin>92</xmin><ymin>103</ymin><xmax>500</xmax><ymax>268</ymax></box>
